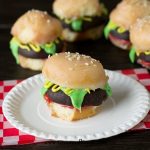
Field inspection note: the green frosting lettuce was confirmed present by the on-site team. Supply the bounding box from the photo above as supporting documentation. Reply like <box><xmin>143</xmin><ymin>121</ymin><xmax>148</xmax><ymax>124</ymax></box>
<box><xmin>62</xmin><ymin>88</ymin><xmax>87</xmax><ymax>110</ymax></box>
<box><xmin>10</xmin><ymin>37</ymin><xmax>57</xmax><ymax>64</ymax></box>
<box><xmin>41</xmin><ymin>87</ymin><xmax>48</xmax><ymax>96</ymax></box>
<box><xmin>71</xmin><ymin>19</ymin><xmax>83</xmax><ymax>31</ymax></box>
<box><xmin>41</xmin><ymin>82</ymin><xmax>112</xmax><ymax>110</ymax></box>
<box><xmin>104</xmin><ymin>83</ymin><xmax>112</xmax><ymax>97</ymax></box>
<box><xmin>10</xmin><ymin>37</ymin><xmax>20</xmax><ymax>64</ymax></box>
<box><xmin>129</xmin><ymin>47</ymin><xmax>136</xmax><ymax>63</ymax></box>
<box><xmin>41</xmin><ymin>42</ymin><xmax>56</xmax><ymax>55</ymax></box>
<box><xmin>104</xmin><ymin>20</ymin><xmax>117</xmax><ymax>39</ymax></box>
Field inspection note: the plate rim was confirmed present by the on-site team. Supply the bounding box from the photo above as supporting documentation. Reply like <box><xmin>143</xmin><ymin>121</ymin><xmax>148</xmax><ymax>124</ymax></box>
<box><xmin>2</xmin><ymin>70</ymin><xmax>150</xmax><ymax>141</ymax></box>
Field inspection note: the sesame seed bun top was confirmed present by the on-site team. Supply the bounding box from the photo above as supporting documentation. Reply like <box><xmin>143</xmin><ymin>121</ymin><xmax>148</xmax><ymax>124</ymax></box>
<box><xmin>130</xmin><ymin>16</ymin><xmax>150</xmax><ymax>51</ymax></box>
<box><xmin>110</xmin><ymin>0</ymin><xmax>150</xmax><ymax>29</ymax></box>
<box><xmin>53</xmin><ymin>0</ymin><xmax>103</xmax><ymax>19</ymax></box>
<box><xmin>11</xmin><ymin>9</ymin><xmax>62</xmax><ymax>44</ymax></box>
<box><xmin>42</xmin><ymin>52</ymin><xmax>108</xmax><ymax>90</ymax></box>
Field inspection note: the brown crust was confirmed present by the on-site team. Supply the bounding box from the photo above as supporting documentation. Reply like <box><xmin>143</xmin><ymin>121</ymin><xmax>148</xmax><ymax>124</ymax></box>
<box><xmin>48</xmin><ymin>102</ymin><xmax>101</xmax><ymax>121</ymax></box>
<box><xmin>11</xmin><ymin>9</ymin><xmax>62</xmax><ymax>44</ymax></box>
<box><xmin>18</xmin><ymin>54</ymin><xmax>46</xmax><ymax>71</ymax></box>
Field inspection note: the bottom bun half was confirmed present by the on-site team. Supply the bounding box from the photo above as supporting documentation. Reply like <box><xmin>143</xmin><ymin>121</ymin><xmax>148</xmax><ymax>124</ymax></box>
<box><xmin>137</xmin><ymin>58</ymin><xmax>150</xmax><ymax>69</ymax></box>
<box><xmin>109</xmin><ymin>34</ymin><xmax>131</xmax><ymax>50</ymax></box>
<box><xmin>62</xmin><ymin>25</ymin><xmax>104</xmax><ymax>42</ymax></box>
<box><xmin>18</xmin><ymin>54</ymin><xmax>46</xmax><ymax>71</ymax></box>
<box><xmin>47</xmin><ymin>102</ymin><xmax>101</xmax><ymax>121</ymax></box>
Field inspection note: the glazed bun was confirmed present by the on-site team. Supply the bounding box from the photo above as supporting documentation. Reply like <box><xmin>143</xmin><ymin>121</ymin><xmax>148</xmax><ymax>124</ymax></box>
<box><xmin>130</xmin><ymin>16</ymin><xmax>150</xmax><ymax>51</ymax></box>
<box><xmin>18</xmin><ymin>55</ymin><xmax>45</xmax><ymax>71</ymax></box>
<box><xmin>48</xmin><ymin>102</ymin><xmax>101</xmax><ymax>121</ymax></box>
<box><xmin>42</xmin><ymin>52</ymin><xmax>108</xmax><ymax>90</ymax></box>
<box><xmin>62</xmin><ymin>26</ymin><xmax>103</xmax><ymax>42</ymax></box>
<box><xmin>11</xmin><ymin>9</ymin><xmax>62</xmax><ymax>44</ymax></box>
<box><xmin>53</xmin><ymin>0</ymin><xmax>102</xmax><ymax>19</ymax></box>
<box><xmin>110</xmin><ymin>0</ymin><xmax>150</xmax><ymax>29</ymax></box>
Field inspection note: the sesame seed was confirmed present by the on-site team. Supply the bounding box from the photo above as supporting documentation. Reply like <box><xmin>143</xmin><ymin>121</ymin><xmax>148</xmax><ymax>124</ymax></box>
<box><xmin>68</xmin><ymin>58</ymin><xmax>73</xmax><ymax>61</ymax></box>
<box><xmin>92</xmin><ymin>59</ymin><xmax>97</xmax><ymax>62</ymax></box>
<box><xmin>44</xmin><ymin>11</ymin><xmax>47</xmax><ymax>14</ymax></box>
<box><xmin>69</xmin><ymin>68</ymin><xmax>73</xmax><ymax>70</ymax></box>
<box><xmin>47</xmin><ymin>19</ymin><xmax>50</xmax><ymax>23</ymax></box>
<box><xmin>85</xmin><ymin>63</ymin><xmax>89</xmax><ymax>66</ymax></box>
<box><xmin>77</xmin><ymin>56</ymin><xmax>80</xmax><ymax>60</ymax></box>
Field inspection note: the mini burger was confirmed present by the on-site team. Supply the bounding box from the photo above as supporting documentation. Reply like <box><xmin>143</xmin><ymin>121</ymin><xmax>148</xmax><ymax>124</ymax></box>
<box><xmin>53</xmin><ymin>0</ymin><xmax>108</xmax><ymax>42</ymax></box>
<box><xmin>104</xmin><ymin>0</ymin><xmax>150</xmax><ymax>50</ymax></box>
<box><xmin>129</xmin><ymin>16</ymin><xmax>150</xmax><ymax>69</ymax></box>
<box><xmin>10</xmin><ymin>9</ymin><xmax>64</xmax><ymax>71</ymax></box>
<box><xmin>41</xmin><ymin>52</ymin><xmax>112</xmax><ymax>121</ymax></box>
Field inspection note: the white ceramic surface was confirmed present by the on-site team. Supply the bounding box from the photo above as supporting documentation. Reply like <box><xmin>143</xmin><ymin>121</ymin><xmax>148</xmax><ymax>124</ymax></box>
<box><xmin>2</xmin><ymin>70</ymin><xmax>150</xmax><ymax>141</ymax></box>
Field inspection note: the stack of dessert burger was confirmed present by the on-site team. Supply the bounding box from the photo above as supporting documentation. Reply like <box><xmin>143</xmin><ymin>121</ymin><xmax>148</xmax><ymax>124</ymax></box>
<box><xmin>10</xmin><ymin>9</ymin><xmax>65</xmax><ymax>71</ymax></box>
<box><xmin>129</xmin><ymin>16</ymin><xmax>150</xmax><ymax>69</ymax></box>
<box><xmin>53</xmin><ymin>0</ymin><xmax>108</xmax><ymax>42</ymax></box>
<box><xmin>104</xmin><ymin>0</ymin><xmax>150</xmax><ymax>50</ymax></box>
<box><xmin>41</xmin><ymin>52</ymin><xmax>112</xmax><ymax>121</ymax></box>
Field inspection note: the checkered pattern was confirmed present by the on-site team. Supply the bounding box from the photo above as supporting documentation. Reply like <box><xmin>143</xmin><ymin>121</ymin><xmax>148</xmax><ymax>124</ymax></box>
<box><xmin>0</xmin><ymin>80</ymin><xmax>48</xmax><ymax>145</ymax></box>
<box><xmin>0</xmin><ymin>68</ymin><xmax>150</xmax><ymax>145</ymax></box>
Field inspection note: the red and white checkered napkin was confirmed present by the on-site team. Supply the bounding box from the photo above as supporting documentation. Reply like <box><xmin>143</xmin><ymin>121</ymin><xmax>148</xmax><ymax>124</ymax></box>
<box><xmin>0</xmin><ymin>68</ymin><xmax>150</xmax><ymax>145</ymax></box>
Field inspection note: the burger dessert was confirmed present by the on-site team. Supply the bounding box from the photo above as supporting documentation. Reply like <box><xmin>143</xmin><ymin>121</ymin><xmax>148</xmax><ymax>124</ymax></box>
<box><xmin>53</xmin><ymin>0</ymin><xmax>108</xmax><ymax>42</ymax></box>
<box><xmin>104</xmin><ymin>0</ymin><xmax>150</xmax><ymax>50</ymax></box>
<box><xmin>129</xmin><ymin>16</ymin><xmax>150</xmax><ymax>69</ymax></box>
<box><xmin>10</xmin><ymin>9</ymin><xmax>64</xmax><ymax>71</ymax></box>
<box><xmin>41</xmin><ymin>52</ymin><xmax>112</xmax><ymax>121</ymax></box>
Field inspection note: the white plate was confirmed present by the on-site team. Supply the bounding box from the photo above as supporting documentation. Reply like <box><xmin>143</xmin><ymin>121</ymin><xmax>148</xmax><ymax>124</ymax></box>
<box><xmin>2</xmin><ymin>70</ymin><xmax>150</xmax><ymax>141</ymax></box>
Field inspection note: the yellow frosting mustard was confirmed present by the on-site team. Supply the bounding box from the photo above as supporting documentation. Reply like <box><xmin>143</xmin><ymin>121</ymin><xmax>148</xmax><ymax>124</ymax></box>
<box><xmin>145</xmin><ymin>50</ymin><xmax>150</xmax><ymax>55</ymax></box>
<box><xmin>64</xmin><ymin>17</ymin><xmax>92</xmax><ymax>24</ymax></box>
<box><xmin>43</xmin><ymin>81</ymin><xmax>91</xmax><ymax>95</ymax></box>
<box><xmin>19</xmin><ymin>44</ymin><xmax>30</xmax><ymax>51</ymax></box>
<box><xmin>83</xmin><ymin>17</ymin><xmax>92</xmax><ymax>22</ymax></box>
<box><xmin>85</xmin><ymin>88</ymin><xmax>90</xmax><ymax>94</ymax></box>
<box><xmin>64</xmin><ymin>19</ymin><xmax>72</xmax><ymax>24</ymax></box>
<box><xmin>52</xmin><ymin>84</ymin><xmax>61</xmax><ymax>92</ymax></box>
<box><xmin>41</xmin><ymin>81</ymin><xmax>92</xmax><ymax>110</ymax></box>
<box><xmin>63</xmin><ymin>88</ymin><xmax>73</xmax><ymax>95</ymax></box>
<box><xmin>11</xmin><ymin>37</ymin><xmax>59</xmax><ymax>53</ymax></box>
<box><xmin>10</xmin><ymin>36</ymin><xmax>60</xmax><ymax>64</ymax></box>
<box><xmin>117</xmin><ymin>27</ymin><xmax>126</xmax><ymax>33</ymax></box>
<box><xmin>44</xmin><ymin>81</ymin><xmax>53</xmax><ymax>89</ymax></box>
<box><xmin>41</xmin><ymin>80</ymin><xmax>112</xmax><ymax>110</ymax></box>
<box><xmin>29</xmin><ymin>44</ymin><xmax>41</xmax><ymax>52</ymax></box>
<box><xmin>43</xmin><ymin>80</ymin><xmax>92</xmax><ymax>96</ymax></box>
<box><xmin>136</xmin><ymin>50</ymin><xmax>150</xmax><ymax>56</ymax></box>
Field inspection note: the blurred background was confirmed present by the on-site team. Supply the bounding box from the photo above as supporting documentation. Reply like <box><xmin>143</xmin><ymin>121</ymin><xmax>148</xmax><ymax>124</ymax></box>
<box><xmin>0</xmin><ymin>0</ymin><xmax>139</xmax><ymax>80</ymax></box>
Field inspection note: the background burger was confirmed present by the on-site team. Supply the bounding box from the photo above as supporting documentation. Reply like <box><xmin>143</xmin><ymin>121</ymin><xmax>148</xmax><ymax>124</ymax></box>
<box><xmin>10</xmin><ymin>9</ymin><xmax>64</xmax><ymax>71</ymax></box>
<box><xmin>41</xmin><ymin>52</ymin><xmax>112</xmax><ymax>121</ymax></box>
<box><xmin>53</xmin><ymin>0</ymin><xmax>108</xmax><ymax>42</ymax></box>
<box><xmin>129</xmin><ymin>16</ymin><xmax>150</xmax><ymax>69</ymax></box>
<box><xmin>104</xmin><ymin>0</ymin><xmax>150</xmax><ymax>50</ymax></box>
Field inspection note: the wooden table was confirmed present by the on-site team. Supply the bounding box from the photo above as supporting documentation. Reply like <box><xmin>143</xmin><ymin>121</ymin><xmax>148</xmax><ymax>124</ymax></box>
<box><xmin>0</xmin><ymin>0</ymin><xmax>150</xmax><ymax>149</ymax></box>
